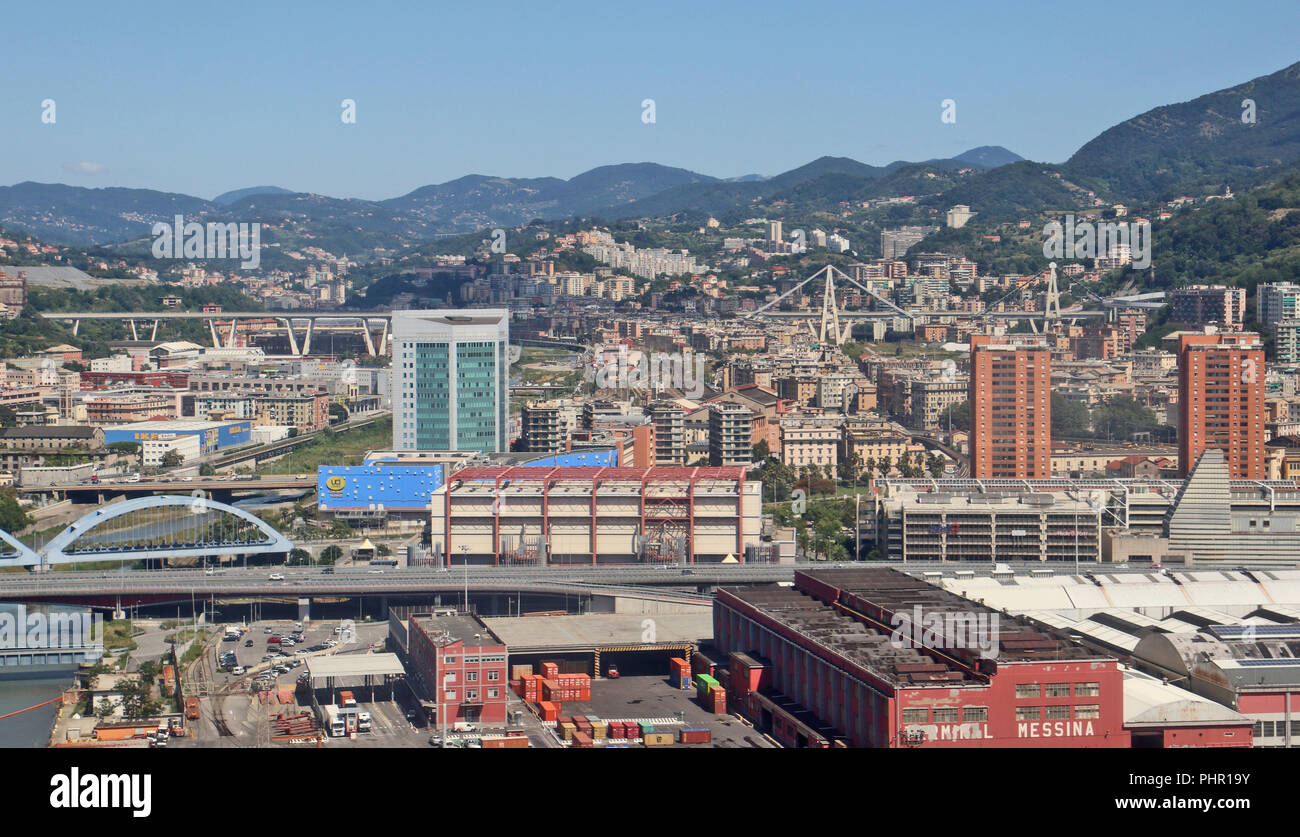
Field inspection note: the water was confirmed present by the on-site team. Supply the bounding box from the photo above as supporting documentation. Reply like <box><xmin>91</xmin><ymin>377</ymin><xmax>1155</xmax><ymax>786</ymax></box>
<box><xmin>0</xmin><ymin>673</ymin><xmax>67</xmax><ymax>748</ymax></box>
<box><xmin>0</xmin><ymin>603</ymin><xmax>87</xmax><ymax>748</ymax></box>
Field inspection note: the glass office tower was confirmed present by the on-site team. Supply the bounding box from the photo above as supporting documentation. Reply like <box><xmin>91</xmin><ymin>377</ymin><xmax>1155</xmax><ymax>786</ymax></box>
<box><xmin>392</xmin><ymin>309</ymin><xmax>510</xmax><ymax>453</ymax></box>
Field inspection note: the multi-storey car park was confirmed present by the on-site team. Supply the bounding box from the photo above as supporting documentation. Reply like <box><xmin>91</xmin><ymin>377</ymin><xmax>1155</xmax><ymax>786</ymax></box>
<box><xmin>714</xmin><ymin>567</ymin><xmax>1130</xmax><ymax>748</ymax></box>
<box><xmin>871</xmin><ymin>449</ymin><xmax>1300</xmax><ymax>564</ymax></box>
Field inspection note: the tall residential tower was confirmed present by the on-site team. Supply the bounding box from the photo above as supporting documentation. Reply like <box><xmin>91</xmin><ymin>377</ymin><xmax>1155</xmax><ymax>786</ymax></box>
<box><xmin>968</xmin><ymin>334</ymin><xmax>1052</xmax><ymax>479</ymax></box>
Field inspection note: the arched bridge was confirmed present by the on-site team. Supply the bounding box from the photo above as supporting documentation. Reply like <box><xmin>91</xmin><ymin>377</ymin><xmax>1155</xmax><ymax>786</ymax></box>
<box><xmin>1</xmin><ymin>494</ymin><xmax>293</xmax><ymax>569</ymax></box>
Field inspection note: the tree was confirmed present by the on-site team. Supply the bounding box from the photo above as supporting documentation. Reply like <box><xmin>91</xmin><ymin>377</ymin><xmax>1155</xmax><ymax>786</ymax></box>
<box><xmin>939</xmin><ymin>401</ymin><xmax>970</xmax><ymax>432</ymax></box>
<box><xmin>0</xmin><ymin>489</ymin><xmax>33</xmax><ymax>533</ymax></box>
<box><xmin>927</xmin><ymin>454</ymin><xmax>947</xmax><ymax>478</ymax></box>
<box><xmin>1051</xmin><ymin>393</ymin><xmax>1092</xmax><ymax>439</ymax></box>
<box><xmin>376</xmin><ymin>543</ymin><xmax>392</xmax><ymax>557</ymax></box>
<box><xmin>327</xmin><ymin>519</ymin><xmax>353</xmax><ymax>539</ymax></box>
<box><xmin>199</xmin><ymin>463</ymin><xmax>215</xmax><ymax>476</ymax></box>
<box><xmin>0</xmin><ymin>405</ymin><xmax>16</xmax><ymax>428</ymax></box>
<box><xmin>319</xmin><ymin>545</ymin><xmax>343</xmax><ymax>565</ymax></box>
<box><xmin>161</xmin><ymin>449</ymin><xmax>184</xmax><ymax>468</ymax></box>
<box><xmin>751</xmin><ymin>439</ymin><xmax>771</xmax><ymax>462</ymax></box>
<box><xmin>288</xmin><ymin>548</ymin><xmax>311</xmax><ymax>566</ymax></box>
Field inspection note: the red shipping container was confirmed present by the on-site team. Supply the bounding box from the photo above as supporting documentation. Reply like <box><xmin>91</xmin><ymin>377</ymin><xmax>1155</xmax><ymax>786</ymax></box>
<box><xmin>541</xmin><ymin>662</ymin><xmax>559</xmax><ymax>679</ymax></box>
<box><xmin>557</xmin><ymin>716</ymin><xmax>572</xmax><ymax>726</ymax></box>
<box><xmin>609</xmin><ymin>723</ymin><xmax>625</xmax><ymax>740</ymax></box>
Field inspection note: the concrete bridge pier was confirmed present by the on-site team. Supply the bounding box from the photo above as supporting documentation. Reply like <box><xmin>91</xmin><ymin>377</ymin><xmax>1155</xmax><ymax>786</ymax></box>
<box><xmin>298</xmin><ymin>597</ymin><xmax>311</xmax><ymax>622</ymax></box>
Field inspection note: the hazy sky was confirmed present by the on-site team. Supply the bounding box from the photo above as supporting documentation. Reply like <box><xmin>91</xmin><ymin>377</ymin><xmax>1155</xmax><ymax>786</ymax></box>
<box><xmin>4</xmin><ymin>0</ymin><xmax>1298</xmax><ymax>200</ymax></box>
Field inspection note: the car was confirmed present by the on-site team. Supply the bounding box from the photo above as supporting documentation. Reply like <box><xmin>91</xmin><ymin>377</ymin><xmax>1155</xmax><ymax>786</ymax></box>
<box><xmin>428</xmin><ymin>735</ymin><xmax>442</xmax><ymax>747</ymax></box>
<box><xmin>268</xmin><ymin>573</ymin><xmax>285</xmax><ymax>581</ymax></box>
<box><xmin>321</xmin><ymin>567</ymin><xmax>335</xmax><ymax>574</ymax></box>
<box><xmin>334</xmin><ymin>626</ymin><xmax>343</xmax><ymax>634</ymax></box>
<box><xmin>263</xmin><ymin>627</ymin><xmax>273</xmax><ymax>634</ymax></box>
<box><xmin>280</xmin><ymin>639</ymin><xmax>295</xmax><ymax>647</ymax></box>
<box><xmin>268</xmin><ymin>635</ymin><xmax>282</xmax><ymax>644</ymax></box>
<box><xmin>368</xmin><ymin>569</ymin><xmax>384</xmax><ymax>575</ymax></box>
<box><xmin>231</xmin><ymin>665</ymin><xmax>246</xmax><ymax>675</ymax></box>
<box><xmin>244</xmin><ymin>639</ymin><xmax>254</xmax><ymax>647</ymax></box>
<box><xmin>296</xmin><ymin>474</ymin><xmax>308</xmax><ymax>480</ymax></box>
<box><xmin>261</xmin><ymin>654</ymin><xmax>275</xmax><ymax>662</ymax></box>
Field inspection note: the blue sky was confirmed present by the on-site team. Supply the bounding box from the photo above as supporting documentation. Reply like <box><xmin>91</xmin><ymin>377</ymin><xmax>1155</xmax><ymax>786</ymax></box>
<box><xmin>3</xmin><ymin>0</ymin><xmax>1298</xmax><ymax>200</ymax></box>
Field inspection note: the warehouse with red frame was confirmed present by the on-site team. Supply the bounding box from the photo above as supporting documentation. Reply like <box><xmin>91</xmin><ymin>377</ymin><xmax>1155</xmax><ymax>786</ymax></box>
<box><xmin>714</xmin><ymin>568</ymin><xmax>1130</xmax><ymax>748</ymax></box>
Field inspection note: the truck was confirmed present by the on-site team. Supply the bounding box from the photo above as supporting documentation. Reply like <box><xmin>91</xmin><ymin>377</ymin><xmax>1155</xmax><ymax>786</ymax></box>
<box><xmin>184</xmin><ymin>696</ymin><xmax>200</xmax><ymax>721</ymax></box>
<box><xmin>357</xmin><ymin>711</ymin><xmax>371</xmax><ymax>732</ymax></box>
<box><xmin>323</xmin><ymin>705</ymin><xmax>346</xmax><ymax>738</ymax></box>
<box><xmin>339</xmin><ymin>690</ymin><xmax>357</xmax><ymax>708</ymax></box>
<box><xmin>223</xmin><ymin>625</ymin><xmax>241</xmax><ymax>641</ymax></box>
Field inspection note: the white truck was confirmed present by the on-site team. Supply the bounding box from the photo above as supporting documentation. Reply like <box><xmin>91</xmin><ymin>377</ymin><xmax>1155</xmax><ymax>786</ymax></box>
<box><xmin>357</xmin><ymin>711</ymin><xmax>372</xmax><ymax>732</ymax></box>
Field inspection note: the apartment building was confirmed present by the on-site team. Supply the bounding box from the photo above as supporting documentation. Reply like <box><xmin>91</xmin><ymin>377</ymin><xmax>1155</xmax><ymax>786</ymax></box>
<box><xmin>969</xmin><ymin>334</ymin><xmax>1052</xmax><ymax>479</ymax></box>
<box><xmin>1177</xmin><ymin>330</ymin><xmax>1265</xmax><ymax>479</ymax></box>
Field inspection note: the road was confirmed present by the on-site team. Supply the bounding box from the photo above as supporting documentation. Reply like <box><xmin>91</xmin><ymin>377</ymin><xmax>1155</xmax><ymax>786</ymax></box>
<box><xmin>0</xmin><ymin>559</ymin><xmax>1284</xmax><ymax>604</ymax></box>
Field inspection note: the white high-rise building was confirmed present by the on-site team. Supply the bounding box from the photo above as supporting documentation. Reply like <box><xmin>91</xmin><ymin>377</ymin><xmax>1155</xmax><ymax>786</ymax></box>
<box><xmin>1257</xmin><ymin>282</ymin><xmax>1300</xmax><ymax>332</ymax></box>
<box><xmin>392</xmin><ymin>309</ymin><xmax>510</xmax><ymax>453</ymax></box>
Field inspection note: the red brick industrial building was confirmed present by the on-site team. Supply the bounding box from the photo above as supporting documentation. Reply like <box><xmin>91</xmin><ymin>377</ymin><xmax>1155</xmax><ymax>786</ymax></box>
<box><xmin>715</xmin><ymin>568</ymin><xmax>1130</xmax><ymax>748</ymax></box>
<box><xmin>406</xmin><ymin>611</ymin><xmax>508</xmax><ymax>726</ymax></box>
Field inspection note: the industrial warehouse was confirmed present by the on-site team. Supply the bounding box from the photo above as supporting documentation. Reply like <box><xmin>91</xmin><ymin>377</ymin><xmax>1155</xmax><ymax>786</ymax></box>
<box><xmin>714</xmin><ymin>567</ymin><xmax>1132</xmax><ymax>748</ymax></box>
<box><xmin>429</xmin><ymin>465</ymin><xmax>763</xmax><ymax>565</ymax></box>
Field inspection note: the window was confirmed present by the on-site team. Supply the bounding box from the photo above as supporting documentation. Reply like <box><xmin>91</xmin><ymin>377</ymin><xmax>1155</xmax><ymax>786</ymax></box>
<box><xmin>1016</xmin><ymin>706</ymin><xmax>1041</xmax><ymax>721</ymax></box>
<box><xmin>963</xmin><ymin>706</ymin><xmax>988</xmax><ymax>722</ymax></box>
<box><xmin>466</xmin><ymin>672</ymin><xmax>478</xmax><ymax>682</ymax></box>
<box><xmin>1045</xmin><ymin>683</ymin><xmax>1070</xmax><ymax>698</ymax></box>
<box><xmin>902</xmin><ymin>708</ymin><xmax>928</xmax><ymax>724</ymax></box>
<box><xmin>1075</xmin><ymin>682</ymin><xmax>1100</xmax><ymax>697</ymax></box>
<box><xmin>466</xmin><ymin>690</ymin><xmax>478</xmax><ymax>701</ymax></box>
<box><xmin>1075</xmin><ymin>705</ymin><xmax>1100</xmax><ymax>720</ymax></box>
<box><xmin>488</xmin><ymin>688</ymin><xmax>499</xmax><ymax>699</ymax></box>
<box><xmin>444</xmin><ymin>690</ymin><xmax>456</xmax><ymax>700</ymax></box>
<box><xmin>1045</xmin><ymin>705</ymin><xmax>1071</xmax><ymax>720</ymax></box>
<box><xmin>488</xmin><ymin>670</ymin><xmax>500</xmax><ymax>681</ymax></box>
<box><xmin>444</xmin><ymin>656</ymin><xmax>457</xmax><ymax>665</ymax></box>
<box><xmin>933</xmin><ymin>708</ymin><xmax>958</xmax><ymax>724</ymax></box>
<box><xmin>1016</xmin><ymin>683</ymin><xmax>1041</xmax><ymax>699</ymax></box>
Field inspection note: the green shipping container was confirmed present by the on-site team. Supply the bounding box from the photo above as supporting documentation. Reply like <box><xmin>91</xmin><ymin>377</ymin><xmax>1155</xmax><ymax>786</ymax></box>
<box><xmin>694</xmin><ymin>673</ymin><xmax>720</xmax><ymax>693</ymax></box>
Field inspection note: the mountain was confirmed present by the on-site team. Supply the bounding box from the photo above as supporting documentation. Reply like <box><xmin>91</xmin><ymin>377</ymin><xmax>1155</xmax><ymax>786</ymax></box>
<box><xmin>0</xmin><ymin>182</ymin><xmax>211</xmax><ymax>246</ymax></box>
<box><xmin>381</xmin><ymin>163</ymin><xmax>714</xmax><ymax>230</ymax></box>
<box><xmin>951</xmin><ymin>146</ymin><xmax>1024</xmax><ymax>168</ymax></box>
<box><xmin>212</xmin><ymin>185</ymin><xmax>294</xmax><ymax>205</ymax></box>
<box><xmin>1064</xmin><ymin>61</ymin><xmax>1300</xmax><ymax>201</ymax></box>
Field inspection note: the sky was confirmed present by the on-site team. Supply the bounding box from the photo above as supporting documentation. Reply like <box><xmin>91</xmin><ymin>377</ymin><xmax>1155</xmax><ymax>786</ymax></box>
<box><xmin>3</xmin><ymin>0</ymin><xmax>1299</xmax><ymax>201</ymax></box>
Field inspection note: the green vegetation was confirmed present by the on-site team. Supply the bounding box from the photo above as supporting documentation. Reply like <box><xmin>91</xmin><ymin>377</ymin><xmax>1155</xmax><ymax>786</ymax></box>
<box><xmin>261</xmin><ymin>416</ymin><xmax>392</xmax><ymax>474</ymax></box>
<box><xmin>103</xmin><ymin>619</ymin><xmax>137</xmax><ymax>651</ymax></box>
<box><xmin>0</xmin><ymin>488</ymin><xmax>33</xmax><ymax>534</ymax></box>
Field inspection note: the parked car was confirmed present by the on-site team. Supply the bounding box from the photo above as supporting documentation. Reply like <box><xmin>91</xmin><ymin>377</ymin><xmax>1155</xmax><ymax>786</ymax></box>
<box><xmin>231</xmin><ymin>666</ymin><xmax>246</xmax><ymax>675</ymax></box>
<box><xmin>244</xmin><ymin>639</ymin><xmax>254</xmax><ymax>647</ymax></box>
<box><xmin>268</xmin><ymin>573</ymin><xmax>285</xmax><ymax>581</ymax></box>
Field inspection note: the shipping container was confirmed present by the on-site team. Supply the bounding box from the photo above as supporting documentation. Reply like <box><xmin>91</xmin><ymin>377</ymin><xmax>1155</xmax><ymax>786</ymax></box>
<box><xmin>679</xmin><ymin>728</ymin><xmax>712</xmax><ymax>744</ymax></box>
<box><xmin>184</xmin><ymin>696</ymin><xmax>200</xmax><ymax>720</ymax></box>
<box><xmin>558</xmin><ymin>722</ymin><xmax>576</xmax><ymax>741</ymax></box>
<box><xmin>541</xmin><ymin>662</ymin><xmax>560</xmax><ymax>679</ymax></box>
<box><xmin>572</xmin><ymin>731</ymin><xmax>593</xmax><ymax>749</ymax></box>
<box><xmin>511</xmin><ymin>664</ymin><xmax>534</xmax><ymax>680</ymax></box>
<box><xmin>638</xmin><ymin>722</ymin><xmax>655</xmax><ymax>736</ymax></box>
<box><xmin>694</xmin><ymin>673</ymin><xmax>720</xmax><ymax>694</ymax></box>
<box><xmin>643</xmin><ymin>732</ymin><xmax>674</xmax><ymax>747</ymax></box>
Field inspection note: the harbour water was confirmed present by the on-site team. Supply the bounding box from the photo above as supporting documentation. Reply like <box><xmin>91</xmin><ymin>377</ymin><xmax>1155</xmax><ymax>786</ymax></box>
<box><xmin>0</xmin><ymin>672</ymin><xmax>68</xmax><ymax>748</ymax></box>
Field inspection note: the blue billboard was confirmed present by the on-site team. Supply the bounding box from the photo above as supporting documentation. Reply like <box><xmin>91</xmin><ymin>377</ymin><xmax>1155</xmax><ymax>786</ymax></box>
<box><xmin>317</xmin><ymin>464</ymin><xmax>446</xmax><ymax>511</ymax></box>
